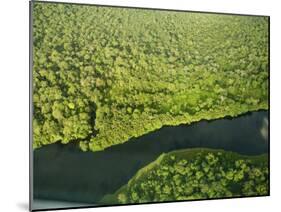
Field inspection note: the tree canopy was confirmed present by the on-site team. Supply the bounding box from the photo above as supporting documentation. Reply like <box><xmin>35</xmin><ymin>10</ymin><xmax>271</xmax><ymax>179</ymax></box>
<box><xmin>33</xmin><ymin>2</ymin><xmax>269</xmax><ymax>151</ymax></box>
<box><xmin>101</xmin><ymin>149</ymin><xmax>268</xmax><ymax>204</ymax></box>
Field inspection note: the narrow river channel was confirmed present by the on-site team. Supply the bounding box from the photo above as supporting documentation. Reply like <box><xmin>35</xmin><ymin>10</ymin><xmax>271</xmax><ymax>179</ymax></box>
<box><xmin>33</xmin><ymin>110</ymin><xmax>268</xmax><ymax>209</ymax></box>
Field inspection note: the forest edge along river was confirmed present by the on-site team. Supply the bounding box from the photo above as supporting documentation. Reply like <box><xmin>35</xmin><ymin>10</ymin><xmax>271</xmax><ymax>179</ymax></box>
<box><xmin>33</xmin><ymin>110</ymin><xmax>268</xmax><ymax>209</ymax></box>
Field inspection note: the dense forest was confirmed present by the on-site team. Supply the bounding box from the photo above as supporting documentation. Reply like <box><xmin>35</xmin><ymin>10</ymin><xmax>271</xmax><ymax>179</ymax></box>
<box><xmin>33</xmin><ymin>3</ymin><xmax>268</xmax><ymax>152</ymax></box>
<box><xmin>101</xmin><ymin>149</ymin><xmax>268</xmax><ymax>204</ymax></box>
<box><xmin>32</xmin><ymin>2</ymin><xmax>269</xmax><ymax>209</ymax></box>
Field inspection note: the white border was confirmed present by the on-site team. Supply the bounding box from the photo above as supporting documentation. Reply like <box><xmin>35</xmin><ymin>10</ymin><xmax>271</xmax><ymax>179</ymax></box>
<box><xmin>1</xmin><ymin>0</ymin><xmax>280</xmax><ymax>212</ymax></box>
<box><xmin>39</xmin><ymin>0</ymin><xmax>270</xmax><ymax>16</ymax></box>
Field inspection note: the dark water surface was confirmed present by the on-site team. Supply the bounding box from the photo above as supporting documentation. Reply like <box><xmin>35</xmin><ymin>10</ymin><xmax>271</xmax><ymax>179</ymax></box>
<box><xmin>33</xmin><ymin>111</ymin><xmax>268</xmax><ymax>208</ymax></box>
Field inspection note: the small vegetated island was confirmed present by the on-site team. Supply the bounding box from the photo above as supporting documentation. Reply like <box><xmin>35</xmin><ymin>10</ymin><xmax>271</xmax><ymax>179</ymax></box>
<box><xmin>101</xmin><ymin>149</ymin><xmax>268</xmax><ymax>204</ymax></box>
<box><xmin>33</xmin><ymin>3</ymin><xmax>268</xmax><ymax>151</ymax></box>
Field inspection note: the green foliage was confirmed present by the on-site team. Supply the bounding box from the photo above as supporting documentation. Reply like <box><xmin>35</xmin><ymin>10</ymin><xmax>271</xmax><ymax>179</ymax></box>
<box><xmin>106</xmin><ymin>149</ymin><xmax>268</xmax><ymax>204</ymax></box>
<box><xmin>33</xmin><ymin>2</ymin><xmax>269</xmax><ymax>150</ymax></box>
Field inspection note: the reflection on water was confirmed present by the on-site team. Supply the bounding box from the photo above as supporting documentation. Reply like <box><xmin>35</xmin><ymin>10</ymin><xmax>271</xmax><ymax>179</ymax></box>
<box><xmin>260</xmin><ymin>117</ymin><xmax>269</xmax><ymax>141</ymax></box>
<box><xmin>33</xmin><ymin>111</ymin><xmax>268</xmax><ymax>209</ymax></box>
<box><xmin>32</xmin><ymin>199</ymin><xmax>92</xmax><ymax>210</ymax></box>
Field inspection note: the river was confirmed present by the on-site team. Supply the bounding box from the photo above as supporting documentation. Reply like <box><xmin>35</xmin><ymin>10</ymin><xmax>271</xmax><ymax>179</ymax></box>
<box><xmin>33</xmin><ymin>110</ymin><xmax>268</xmax><ymax>210</ymax></box>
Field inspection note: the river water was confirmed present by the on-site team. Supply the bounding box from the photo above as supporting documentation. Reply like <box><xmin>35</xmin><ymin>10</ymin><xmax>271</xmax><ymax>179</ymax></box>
<box><xmin>33</xmin><ymin>110</ymin><xmax>268</xmax><ymax>210</ymax></box>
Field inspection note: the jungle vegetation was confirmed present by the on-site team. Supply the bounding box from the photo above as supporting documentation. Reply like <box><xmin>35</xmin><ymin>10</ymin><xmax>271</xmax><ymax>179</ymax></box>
<box><xmin>101</xmin><ymin>148</ymin><xmax>269</xmax><ymax>204</ymax></box>
<box><xmin>32</xmin><ymin>3</ymin><xmax>269</xmax><ymax>151</ymax></box>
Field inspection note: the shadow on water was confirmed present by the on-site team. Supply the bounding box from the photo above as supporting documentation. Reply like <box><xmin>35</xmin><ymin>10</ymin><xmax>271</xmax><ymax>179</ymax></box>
<box><xmin>33</xmin><ymin>111</ymin><xmax>268</xmax><ymax>204</ymax></box>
